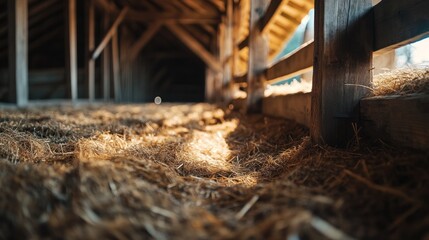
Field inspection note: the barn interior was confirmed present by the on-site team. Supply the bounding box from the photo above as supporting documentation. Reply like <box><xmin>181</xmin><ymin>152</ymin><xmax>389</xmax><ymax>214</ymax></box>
<box><xmin>0</xmin><ymin>0</ymin><xmax>428</xmax><ymax>239</ymax></box>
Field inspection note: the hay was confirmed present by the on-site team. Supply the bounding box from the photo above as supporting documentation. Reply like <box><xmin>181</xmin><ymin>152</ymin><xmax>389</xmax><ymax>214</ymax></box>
<box><xmin>0</xmin><ymin>103</ymin><xmax>428</xmax><ymax>239</ymax></box>
<box><xmin>372</xmin><ymin>67</ymin><xmax>429</xmax><ymax>96</ymax></box>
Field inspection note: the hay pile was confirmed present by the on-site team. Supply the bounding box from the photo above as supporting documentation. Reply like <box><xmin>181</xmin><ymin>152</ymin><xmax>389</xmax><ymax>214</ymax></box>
<box><xmin>0</xmin><ymin>103</ymin><xmax>428</xmax><ymax>239</ymax></box>
<box><xmin>372</xmin><ymin>67</ymin><xmax>429</xmax><ymax>96</ymax></box>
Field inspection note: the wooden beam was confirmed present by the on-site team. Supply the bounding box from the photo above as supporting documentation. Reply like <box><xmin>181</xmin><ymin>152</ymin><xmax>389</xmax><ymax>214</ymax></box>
<box><xmin>85</xmin><ymin>0</ymin><xmax>95</xmax><ymax>101</ymax></box>
<box><xmin>222</xmin><ymin>0</ymin><xmax>234</xmax><ymax>103</ymax></box>
<box><xmin>373</xmin><ymin>0</ymin><xmax>429</xmax><ymax>54</ymax></box>
<box><xmin>92</xmin><ymin>7</ymin><xmax>128</xmax><ymax>60</ymax></box>
<box><xmin>128</xmin><ymin>22</ymin><xmax>162</xmax><ymax>62</ymax></box>
<box><xmin>246</xmin><ymin>0</ymin><xmax>269</xmax><ymax>113</ymax></box>
<box><xmin>238</xmin><ymin>36</ymin><xmax>249</xmax><ymax>50</ymax></box>
<box><xmin>8</xmin><ymin>0</ymin><xmax>28</xmax><ymax>106</ymax></box>
<box><xmin>234</xmin><ymin>73</ymin><xmax>248</xmax><ymax>84</ymax></box>
<box><xmin>112</xmin><ymin>31</ymin><xmax>121</xmax><ymax>102</ymax></box>
<box><xmin>65</xmin><ymin>0</ymin><xmax>78</xmax><ymax>102</ymax></box>
<box><xmin>166</xmin><ymin>23</ymin><xmax>221</xmax><ymax>72</ymax></box>
<box><xmin>259</xmin><ymin>0</ymin><xmax>283</xmax><ymax>32</ymax></box>
<box><xmin>205</xmin><ymin>68</ymin><xmax>216</xmax><ymax>102</ymax></box>
<box><xmin>102</xmin><ymin>13</ymin><xmax>111</xmax><ymax>101</ymax></box>
<box><xmin>266</xmin><ymin>41</ymin><xmax>314</xmax><ymax>83</ymax></box>
<box><xmin>311</xmin><ymin>0</ymin><xmax>373</xmax><ymax>147</ymax></box>
<box><xmin>93</xmin><ymin>0</ymin><xmax>221</xmax><ymax>24</ymax></box>
<box><xmin>126</xmin><ymin>10</ymin><xmax>218</xmax><ymax>23</ymax></box>
<box><xmin>263</xmin><ymin>93</ymin><xmax>312</xmax><ymax>127</ymax></box>
<box><xmin>361</xmin><ymin>94</ymin><xmax>429</xmax><ymax>151</ymax></box>
<box><xmin>93</xmin><ymin>0</ymin><xmax>116</xmax><ymax>13</ymax></box>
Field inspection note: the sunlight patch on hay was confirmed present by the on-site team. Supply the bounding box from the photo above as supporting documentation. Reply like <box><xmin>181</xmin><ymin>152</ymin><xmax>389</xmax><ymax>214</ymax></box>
<box><xmin>177</xmin><ymin>131</ymin><xmax>234</xmax><ymax>176</ymax></box>
<box><xmin>372</xmin><ymin>67</ymin><xmax>429</xmax><ymax>96</ymax></box>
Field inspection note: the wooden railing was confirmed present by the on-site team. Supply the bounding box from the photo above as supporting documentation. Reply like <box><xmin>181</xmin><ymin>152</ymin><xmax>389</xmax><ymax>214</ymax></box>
<box><xmin>231</xmin><ymin>0</ymin><xmax>429</xmax><ymax>147</ymax></box>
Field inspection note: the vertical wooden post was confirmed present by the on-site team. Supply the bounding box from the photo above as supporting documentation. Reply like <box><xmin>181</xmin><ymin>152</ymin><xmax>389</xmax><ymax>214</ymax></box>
<box><xmin>102</xmin><ymin>13</ymin><xmax>111</xmax><ymax>101</ymax></box>
<box><xmin>311</xmin><ymin>0</ymin><xmax>373</xmax><ymax>147</ymax></box>
<box><xmin>85</xmin><ymin>0</ymin><xmax>95</xmax><ymax>101</ymax></box>
<box><xmin>65</xmin><ymin>0</ymin><xmax>78</xmax><ymax>102</ymax></box>
<box><xmin>205</xmin><ymin>68</ymin><xmax>215</xmax><ymax>102</ymax></box>
<box><xmin>246</xmin><ymin>0</ymin><xmax>268</xmax><ymax>113</ymax></box>
<box><xmin>8</xmin><ymin>0</ymin><xmax>28</xmax><ymax>107</ymax></box>
<box><xmin>217</xmin><ymin>21</ymin><xmax>225</xmax><ymax>103</ymax></box>
<box><xmin>222</xmin><ymin>0</ymin><xmax>234</xmax><ymax>103</ymax></box>
<box><xmin>112</xmin><ymin>31</ymin><xmax>121</xmax><ymax>102</ymax></box>
<box><xmin>232</xmin><ymin>0</ymin><xmax>241</xmax><ymax>81</ymax></box>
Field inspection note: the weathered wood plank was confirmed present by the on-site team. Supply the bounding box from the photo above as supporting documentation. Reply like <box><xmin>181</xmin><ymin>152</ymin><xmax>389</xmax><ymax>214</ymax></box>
<box><xmin>65</xmin><ymin>0</ymin><xmax>78</xmax><ymax>102</ymax></box>
<box><xmin>266</xmin><ymin>40</ymin><xmax>314</xmax><ymax>84</ymax></box>
<box><xmin>311</xmin><ymin>0</ymin><xmax>373</xmax><ymax>147</ymax></box>
<box><xmin>246</xmin><ymin>0</ymin><xmax>269</xmax><ymax>113</ymax></box>
<box><xmin>263</xmin><ymin>93</ymin><xmax>311</xmax><ymax>127</ymax></box>
<box><xmin>361</xmin><ymin>94</ymin><xmax>429</xmax><ymax>151</ymax></box>
<box><xmin>92</xmin><ymin>7</ymin><xmax>128</xmax><ymax>60</ymax></box>
<box><xmin>374</xmin><ymin>0</ymin><xmax>429</xmax><ymax>54</ymax></box>
<box><xmin>8</xmin><ymin>0</ymin><xmax>28</xmax><ymax>106</ymax></box>
<box><xmin>166</xmin><ymin>23</ymin><xmax>221</xmax><ymax>72</ymax></box>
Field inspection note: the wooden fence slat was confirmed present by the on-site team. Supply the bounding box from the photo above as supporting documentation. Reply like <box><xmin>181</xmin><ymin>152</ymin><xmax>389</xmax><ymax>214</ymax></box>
<box><xmin>374</xmin><ymin>0</ymin><xmax>429</xmax><ymax>54</ymax></box>
<box><xmin>266</xmin><ymin>40</ymin><xmax>314</xmax><ymax>83</ymax></box>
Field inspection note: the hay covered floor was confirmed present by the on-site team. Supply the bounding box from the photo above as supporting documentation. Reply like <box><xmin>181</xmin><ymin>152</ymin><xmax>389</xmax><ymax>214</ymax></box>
<box><xmin>0</xmin><ymin>103</ymin><xmax>428</xmax><ymax>239</ymax></box>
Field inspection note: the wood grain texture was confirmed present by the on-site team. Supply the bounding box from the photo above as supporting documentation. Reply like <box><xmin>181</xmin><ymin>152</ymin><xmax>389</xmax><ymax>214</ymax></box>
<box><xmin>374</xmin><ymin>0</ymin><xmax>429</xmax><ymax>54</ymax></box>
<box><xmin>8</xmin><ymin>0</ymin><xmax>28</xmax><ymax>106</ymax></box>
<box><xmin>361</xmin><ymin>94</ymin><xmax>429</xmax><ymax>151</ymax></box>
<box><xmin>311</xmin><ymin>0</ymin><xmax>373</xmax><ymax>147</ymax></box>
<box><xmin>263</xmin><ymin>93</ymin><xmax>311</xmax><ymax>127</ymax></box>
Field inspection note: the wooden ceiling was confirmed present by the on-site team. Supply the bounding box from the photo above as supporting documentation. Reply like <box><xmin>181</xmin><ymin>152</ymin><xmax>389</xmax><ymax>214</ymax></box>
<box><xmin>237</xmin><ymin>0</ymin><xmax>314</xmax><ymax>75</ymax></box>
<box><xmin>0</xmin><ymin>0</ymin><xmax>314</xmax><ymax>75</ymax></box>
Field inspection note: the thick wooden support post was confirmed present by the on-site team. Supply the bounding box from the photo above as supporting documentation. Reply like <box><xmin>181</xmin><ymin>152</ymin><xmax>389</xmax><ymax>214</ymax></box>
<box><xmin>85</xmin><ymin>0</ymin><xmax>95</xmax><ymax>101</ymax></box>
<box><xmin>112</xmin><ymin>32</ymin><xmax>121</xmax><ymax>102</ymax></box>
<box><xmin>222</xmin><ymin>0</ymin><xmax>234</xmax><ymax>103</ymax></box>
<box><xmin>8</xmin><ymin>0</ymin><xmax>28</xmax><ymax>106</ymax></box>
<box><xmin>311</xmin><ymin>0</ymin><xmax>373</xmax><ymax>147</ymax></box>
<box><xmin>102</xmin><ymin>13</ymin><xmax>111</xmax><ymax>101</ymax></box>
<box><xmin>65</xmin><ymin>0</ymin><xmax>78</xmax><ymax>102</ymax></box>
<box><xmin>246</xmin><ymin>0</ymin><xmax>268</xmax><ymax>113</ymax></box>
